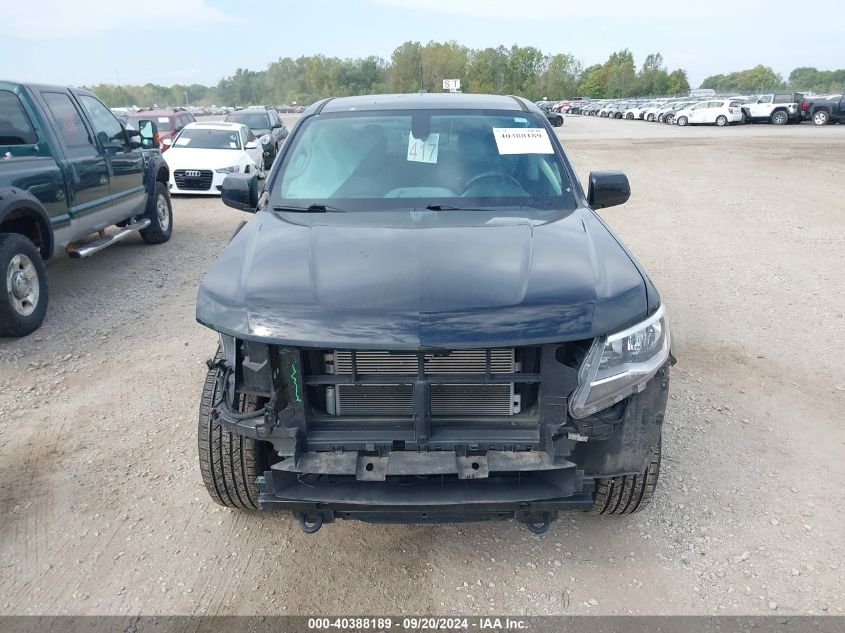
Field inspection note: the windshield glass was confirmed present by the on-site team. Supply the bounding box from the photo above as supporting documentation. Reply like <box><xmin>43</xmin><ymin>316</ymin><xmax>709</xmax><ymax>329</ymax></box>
<box><xmin>226</xmin><ymin>112</ymin><xmax>270</xmax><ymax>129</ymax></box>
<box><xmin>272</xmin><ymin>110</ymin><xmax>576</xmax><ymax>212</ymax></box>
<box><xmin>173</xmin><ymin>128</ymin><xmax>242</xmax><ymax>150</ymax></box>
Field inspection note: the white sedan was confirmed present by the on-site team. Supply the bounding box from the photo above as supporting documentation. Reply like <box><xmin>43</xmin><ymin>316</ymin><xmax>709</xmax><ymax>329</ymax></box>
<box><xmin>623</xmin><ymin>101</ymin><xmax>661</xmax><ymax>120</ymax></box>
<box><xmin>163</xmin><ymin>122</ymin><xmax>265</xmax><ymax>195</ymax></box>
<box><xmin>673</xmin><ymin>99</ymin><xmax>744</xmax><ymax>127</ymax></box>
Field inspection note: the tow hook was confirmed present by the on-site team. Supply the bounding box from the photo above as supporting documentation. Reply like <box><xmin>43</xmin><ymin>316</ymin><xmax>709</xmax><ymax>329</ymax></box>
<box><xmin>524</xmin><ymin>512</ymin><xmax>552</xmax><ymax>534</ymax></box>
<box><xmin>297</xmin><ymin>512</ymin><xmax>324</xmax><ymax>534</ymax></box>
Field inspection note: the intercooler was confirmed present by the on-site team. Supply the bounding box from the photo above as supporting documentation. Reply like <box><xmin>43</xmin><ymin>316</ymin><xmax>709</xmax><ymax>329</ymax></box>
<box><xmin>323</xmin><ymin>349</ymin><xmax>521</xmax><ymax>416</ymax></box>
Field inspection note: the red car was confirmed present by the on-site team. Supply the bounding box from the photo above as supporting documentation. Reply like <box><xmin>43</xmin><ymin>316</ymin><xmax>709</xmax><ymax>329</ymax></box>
<box><xmin>126</xmin><ymin>109</ymin><xmax>196</xmax><ymax>152</ymax></box>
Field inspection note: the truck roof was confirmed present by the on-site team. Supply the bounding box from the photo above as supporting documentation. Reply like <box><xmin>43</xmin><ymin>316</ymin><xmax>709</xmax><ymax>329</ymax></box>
<box><xmin>0</xmin><ymin>80</ymin><xmax>95</xmax><ymax>98</ymax></box>
<box><xmin>307</xmin><ymin>93</ymin><xmax>535</xmax><ymax>115</ymax></box>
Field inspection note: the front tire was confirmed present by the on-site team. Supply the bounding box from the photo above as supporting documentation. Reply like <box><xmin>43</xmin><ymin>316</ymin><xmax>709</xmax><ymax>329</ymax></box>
<box><xmin>677</xmin><ymin>116</ymin><xmax>688</xmax><ymax>127</ymax></box>
<box><xmin>593</xmin><ymin>443</ymin><xmax>661</xmax><ymax>515</ymax></box>
<box><xmin>198</xmin><ymin>351</ymin><xmax>270</xmax><ymax>509</ymax></box>
<box><xmin>0</xmin><ymin>233</ymin><xmax>48</xmax><ymax>337</ymax></box>
<box><xmin>139</xmin><ymin>182</ymin><xmax>173</xmax><ymax>244</ymax></box>
<box><xmin>647</xmin><ymin>113</ymin><xmax>655</xmax><ymax>122</ymax></box>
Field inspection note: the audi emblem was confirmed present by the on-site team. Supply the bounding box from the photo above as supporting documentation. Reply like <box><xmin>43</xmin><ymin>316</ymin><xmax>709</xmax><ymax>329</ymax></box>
<box><xmin>185</xmin><ymin>170</ymin><xmax>202</xmax><ymax>177</ymax></box>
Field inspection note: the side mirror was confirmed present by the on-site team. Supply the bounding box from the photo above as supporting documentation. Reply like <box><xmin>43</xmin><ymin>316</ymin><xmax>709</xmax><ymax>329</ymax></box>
<box><xmin>271</xmin><ymin>123</ymin><xmax>282</xmax><ymax>130</ymax></box>
<box><xmin>221</xmin><ymin>173</ymin><xmax>259</xmax><ymax>212</ymax></box>
<box><xmin>244</xmin><ymin>140</ymin><xmax>258</xmax><ymax>150</ymax></box>
<box><xmin>587</xmin><ymin>171</ymin><xmax>630</xmax><ymax>210</ymax></box>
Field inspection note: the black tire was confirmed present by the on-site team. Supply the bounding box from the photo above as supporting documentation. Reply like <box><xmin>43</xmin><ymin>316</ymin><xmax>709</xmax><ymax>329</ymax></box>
<box><xmin>139</xmin><ymin>182</ymin><xmax>173</xmax><ymax>244</ymax></box>
<box><xmin>771</xmin><ymin>110</ymin><xmax>788</xmax><ymax>125</ymax></box>
<box><xmin>0</xmin><ymin>233</ymin><xmax>48</xmax><ymax>337</ymax></box>
<box><xmin>626</xmin><ymin>112</ymin><xmax>634</xmax><ymax>120</ymax></box>
<box><xmin>677</xmin><ymin>116</ymin><xmax>688</xmax><ymax>127</ymax></box>
<box><xmin>592</xmin><ymin>442</ymin><xmax>661</xmax><ymax>515</ymax></box>
<box><xmin>553</xmin><ymin>116</ymin><xmax>563</xmax><ymax>127</ymax></box>
<box><xmin>715</xmin><ymin>115</ymin><xmax>728</xmax><ymax>127</ymax></box>
<box><xmin>198</xmin><ymin>350</ymin><xmax>269</xmax><ymax>509</ymax></box>
<box><xmin>813</xmin><ymin>110</ymin><xmax>829</xmax><ymax>126</ymax></box>
<box><xmin>647</xmin><ymin>113</ymin><xmax>655</xmax><ymax>122</ymax></box>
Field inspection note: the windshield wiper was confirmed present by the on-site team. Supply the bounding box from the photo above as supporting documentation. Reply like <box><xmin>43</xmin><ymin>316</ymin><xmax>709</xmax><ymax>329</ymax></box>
<box><xmin>271</xmin><ymin>204</ymin><xmax>345</xmax><ymax>213</ymax></box>
<box><xmin>425</xmin><ymin>204</ymin><xmax>490</xmax><ymax>212</ymax></box>
<box><xmin>425</xmin><ymin>203</ymin><xmax>552</xmax><ymax>212</ymax></box>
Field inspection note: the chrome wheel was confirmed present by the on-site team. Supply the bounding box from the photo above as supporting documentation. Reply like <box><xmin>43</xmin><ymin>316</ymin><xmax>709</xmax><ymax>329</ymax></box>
<box><xmin>6</xmin><ymin>253</ymin><xmax>39</xmax><ymax>317</ymax></box>
<box><xmin>813</xmin><ymin>111</ymin><xmax>828</xmax><ymax>125</ymax></box>
<box><xmin>156</xmin><ymin>193</ymin><xmax>170</xmax><ymax>232</ymax></box>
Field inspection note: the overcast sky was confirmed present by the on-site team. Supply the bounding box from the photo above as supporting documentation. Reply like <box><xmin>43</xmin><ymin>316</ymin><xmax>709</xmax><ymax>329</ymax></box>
<box><xmin>2</xmin><ymin>0</ymin><xmax>842</xmax><ymax>89</ymax></box>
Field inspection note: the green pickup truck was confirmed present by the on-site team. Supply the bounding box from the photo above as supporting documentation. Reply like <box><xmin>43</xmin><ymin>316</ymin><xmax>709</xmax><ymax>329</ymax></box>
<box><xmin>0</xmin><ymin>81</ymin><xmax>172</xmax><ymax>336</ymax></box>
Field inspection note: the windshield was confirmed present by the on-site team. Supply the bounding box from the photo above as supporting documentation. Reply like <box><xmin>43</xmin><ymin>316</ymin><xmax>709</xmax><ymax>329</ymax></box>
<box><xmin>173</xmin><ymin>128</ymin><xmax>242</xmax><ymax>150</ymax></box>
<box><xmin>226</xmin><ymin>112</ymin><xmax>270</xmax><ymax>129</ymax></box>
<box><xmin>272</xmin><ymin>110</ymin><xmax>577</xmax><ymax>212</ymax></box>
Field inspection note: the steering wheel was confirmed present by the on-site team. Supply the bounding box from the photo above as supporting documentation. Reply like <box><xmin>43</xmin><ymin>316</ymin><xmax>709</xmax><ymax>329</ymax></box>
<box><xmin>461</xmin><ymin>171</ymin><xmax>524</xmax><ymax>196</ymax></box>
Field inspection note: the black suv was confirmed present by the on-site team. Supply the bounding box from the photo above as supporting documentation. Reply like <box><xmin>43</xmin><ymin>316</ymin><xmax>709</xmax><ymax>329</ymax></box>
<box><xmin>224</xmin><ymin>108</ymin><xmax>287</xmax><ymax>169</ymax></box>
<box><xmin>197</xmin><ymin>93</ymin><xmax>671</xmax><ymax>533</ymax></box>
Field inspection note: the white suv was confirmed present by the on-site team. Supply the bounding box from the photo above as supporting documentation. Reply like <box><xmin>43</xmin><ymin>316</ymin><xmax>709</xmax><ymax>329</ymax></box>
<box><xmin>673</xmin><ymin>100</ymin><xmax>744</xmax><ymax>127</ymax></box>
<box><xmin>741</xmin><ymin>93</ymin><xmax>802</xmax><ymax>125</ymax></box>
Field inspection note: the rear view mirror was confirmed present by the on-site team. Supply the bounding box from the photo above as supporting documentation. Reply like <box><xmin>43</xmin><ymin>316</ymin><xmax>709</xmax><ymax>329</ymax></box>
<box><xmin>587</xmin><ymin>171</ymin><xmax>630</xmax><ymax>210</ymax></box>
<box><xmin>221</xmin><ymin>173</ymin><xmax>259</xmax><ymax>212</ymax></box>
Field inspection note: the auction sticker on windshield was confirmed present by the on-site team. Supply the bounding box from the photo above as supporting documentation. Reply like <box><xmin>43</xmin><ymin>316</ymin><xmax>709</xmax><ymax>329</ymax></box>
<box><xmin>407</xmin><ymin>132</ymin><xmax>439</xmax><ymax>164</ymax></box>
<box><xmin>492</xmin><ymin>128</ymin><xmax>554</xmax><ymax>155</ymax></box>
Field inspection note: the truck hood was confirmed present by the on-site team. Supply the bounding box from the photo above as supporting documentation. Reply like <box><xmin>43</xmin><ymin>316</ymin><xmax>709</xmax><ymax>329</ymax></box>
<box><xmin>197</xmin><ymin>208</ymin><xmax>650</xmax><ymax>349</ymax></box>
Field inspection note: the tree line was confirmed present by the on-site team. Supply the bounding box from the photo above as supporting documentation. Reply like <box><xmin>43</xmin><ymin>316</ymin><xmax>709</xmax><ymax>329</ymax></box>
<box><xmin>701</xmin><ymin>65</ymin><xmax>845</xmax><ymax>94</ymax></box>
<box><xmin>89</xmin><ymin>42</ymin><xmax>691</xmax><ymax>108</ymax></box>
<box><xmin>88</xmin><ymin>41</ymin><xmax>845</xmax><ymax>109</ymax></box>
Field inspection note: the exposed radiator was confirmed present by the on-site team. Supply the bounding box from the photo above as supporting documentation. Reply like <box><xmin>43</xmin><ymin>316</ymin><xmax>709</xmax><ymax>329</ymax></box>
<box><xmin>324</xmin><ymin>349</ymin><xmax>521</xmax><ymax>416</ymax></box>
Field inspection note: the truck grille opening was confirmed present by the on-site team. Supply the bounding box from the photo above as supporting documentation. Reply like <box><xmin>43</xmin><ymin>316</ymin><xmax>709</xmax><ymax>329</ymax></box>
<box><xmin>323</xmin><ymin>349</ymin><xmax>521</xmax><ymax>416</ymax></box>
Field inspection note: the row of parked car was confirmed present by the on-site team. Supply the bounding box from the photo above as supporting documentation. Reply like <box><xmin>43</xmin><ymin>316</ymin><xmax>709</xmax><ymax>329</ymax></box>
<box><xmin>117</xmin><ymin>106</ymin><xmax>291</xmax><ymax>195</ymax></box>
<box><xmin>541</xmin><ymin>93</ymin><xmax>845</xmax><ymax>127</ymax></box>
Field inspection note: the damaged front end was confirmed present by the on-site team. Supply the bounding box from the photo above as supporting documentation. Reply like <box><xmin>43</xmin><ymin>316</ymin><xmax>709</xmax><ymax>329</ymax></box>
<box><xmin>208</xmin><ymin>325</ymin><xmax>670</xmax><ymax>533</ymax></box>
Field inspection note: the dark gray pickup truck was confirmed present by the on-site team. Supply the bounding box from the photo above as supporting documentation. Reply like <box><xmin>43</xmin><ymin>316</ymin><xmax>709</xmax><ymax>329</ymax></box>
<box><xmin>801</xmin><ymin>94</ymin><xmax>845</xmax><ymax>125</ymax></box>
<box><xmin>0</xmin><ymin>82</ymin><xmax>172</xmax><ymax>336</ymax></box>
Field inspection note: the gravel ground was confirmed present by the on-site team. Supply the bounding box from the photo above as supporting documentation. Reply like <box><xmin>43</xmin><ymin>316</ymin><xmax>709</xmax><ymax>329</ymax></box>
<box><xmin>1</xmin><ymin>115</ymin><xmax>843</xmax><ymax>616</ymax></box>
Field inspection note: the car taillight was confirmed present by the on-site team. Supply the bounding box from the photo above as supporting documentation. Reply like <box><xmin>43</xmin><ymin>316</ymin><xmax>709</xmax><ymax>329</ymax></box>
<box><xmin>802</xmin><ymin>100</ymin><xmax>808</xmax><ymax>110</ymax></box>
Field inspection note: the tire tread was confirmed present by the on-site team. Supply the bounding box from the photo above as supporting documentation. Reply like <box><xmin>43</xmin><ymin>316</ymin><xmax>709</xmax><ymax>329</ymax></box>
<box><xmin>198</xmin><ymin>351</ymin><xmax>264</xmax><ymax>510</ymax></box>
<box><xmin>592</xmin><ymin>445</ymin><xmax>661</xmax><ymax>515</ymax></box>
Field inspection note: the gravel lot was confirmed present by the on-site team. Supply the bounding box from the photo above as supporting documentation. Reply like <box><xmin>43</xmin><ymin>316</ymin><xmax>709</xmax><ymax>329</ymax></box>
<box><xmin>1</xmin><ymin>114</ymin><xmax>843</xmax><ymax>616</ymax></box>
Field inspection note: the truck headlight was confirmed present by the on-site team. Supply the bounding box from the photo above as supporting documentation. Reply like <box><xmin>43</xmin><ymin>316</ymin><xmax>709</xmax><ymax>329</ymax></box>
<box><xmin>215</xmin><ymin>165</ymin><xmax>239</xmax><ymax>173</ymax></box>
<box><xmin>569</xmin><ymin>305</ymin><xmax>670</xmax><ymax>419</ymax></box>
